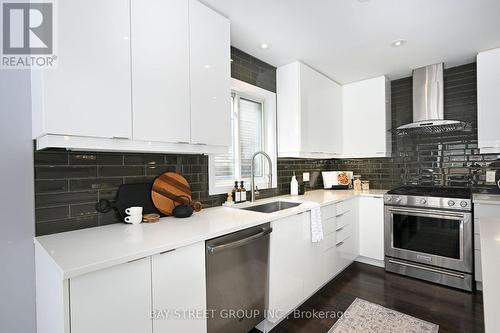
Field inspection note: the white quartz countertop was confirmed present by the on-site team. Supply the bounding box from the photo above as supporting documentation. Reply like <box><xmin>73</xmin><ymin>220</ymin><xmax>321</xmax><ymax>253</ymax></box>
<box><xmin>35</xmin><ymin>189</ymin><xmax>387</xmax><ymax>279</ymax></box>
<box><xmin>473</xmin><ymin>193</ymin><xmax>500</xmax><ymax>205</ymax></box>
<box><xmin>478</xmin><ymin>217</ymin><xmax>500</xmax><ymax>332</ymax></box>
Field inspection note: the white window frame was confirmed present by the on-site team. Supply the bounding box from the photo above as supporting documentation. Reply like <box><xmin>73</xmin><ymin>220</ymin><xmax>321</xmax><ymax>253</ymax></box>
<box><xmin>209</xmin><ymin>78</ymin><xmax>277</xmax><ymax>195</ymax></box>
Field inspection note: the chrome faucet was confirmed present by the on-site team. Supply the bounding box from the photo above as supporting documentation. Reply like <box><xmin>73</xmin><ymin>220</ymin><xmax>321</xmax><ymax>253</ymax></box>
<box><xmin>250</xmin><ymin>151</ymin><xmax>273</xmax><ymax>202</ymax></box>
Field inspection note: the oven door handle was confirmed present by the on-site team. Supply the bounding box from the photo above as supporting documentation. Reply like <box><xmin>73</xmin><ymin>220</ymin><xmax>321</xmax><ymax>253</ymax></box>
<box><xmin>388</xmin><ymin>259</ymin><xmax>466</xmax><ymax>279</ymax></box>
<box><xmin>387</xmin><ymin>207</ymin><xmax>466</xmax><ymax>219</ymax></box>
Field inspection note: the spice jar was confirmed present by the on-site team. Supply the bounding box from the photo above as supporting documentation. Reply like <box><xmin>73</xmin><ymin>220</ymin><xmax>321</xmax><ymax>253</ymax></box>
<box><xmin>353</xmin><ymin>175</ymin><xmax>362</xmax><ymax>191</ymax></box>
<box><xmin>361</xmin><ymin>180</ymin><xmax>370</xmax><ymax>191</ymax></box>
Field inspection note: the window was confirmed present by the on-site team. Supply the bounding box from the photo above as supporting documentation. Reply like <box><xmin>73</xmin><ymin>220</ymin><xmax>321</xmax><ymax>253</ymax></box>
<box><xmin>209</xmin><ymin>79</ymin><xmax>277</xmax><ymax>195</ymax></box>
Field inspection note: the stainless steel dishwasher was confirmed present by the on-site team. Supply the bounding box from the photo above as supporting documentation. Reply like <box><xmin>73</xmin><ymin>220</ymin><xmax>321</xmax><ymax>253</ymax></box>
<box><xmin>206</xmin><ymin>223</ymin><xmax>272</xmax><ymax>333</ymax></box>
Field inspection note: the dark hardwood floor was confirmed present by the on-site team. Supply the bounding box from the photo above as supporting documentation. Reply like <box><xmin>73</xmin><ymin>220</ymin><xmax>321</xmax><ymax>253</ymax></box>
<box><xmin>252</xmin><ymin>262</ymin><xmax>484</xmax><ymax>333</ymax></box>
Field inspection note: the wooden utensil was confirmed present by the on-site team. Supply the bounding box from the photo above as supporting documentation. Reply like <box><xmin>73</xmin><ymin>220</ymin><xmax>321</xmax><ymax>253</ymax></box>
<box><xmin>151</xmin><ymin>172</ymin><xmax>202</xmax><ymax>216</ymax></box>
<box><xmin>143</xmin><ymin>213</ymin><xmax>160</xmax><ymax>223</ymax></box>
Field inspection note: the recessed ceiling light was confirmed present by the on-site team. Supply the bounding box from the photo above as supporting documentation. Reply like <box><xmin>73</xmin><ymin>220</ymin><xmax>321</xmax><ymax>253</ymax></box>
<box><xmin>390</xmin><ymin>39</ymin><xmax>407</xmax><ymax>47</ymax></box>
<box><xmin>260</xmin><ymin>43</ymin><xmax>270</xmax><ymax>49</ymax></box>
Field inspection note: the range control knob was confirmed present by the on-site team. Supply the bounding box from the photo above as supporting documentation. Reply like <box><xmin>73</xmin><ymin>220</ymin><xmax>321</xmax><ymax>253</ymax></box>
<box><xmin>420</xmin><ymin>198</ymin><xmax>427</xmax><ymax>204</ymax></box>
<box><xmin>448</xmin><ymin>200</ymin><xmax>455</xmax><ymax>207</ymax></box>
<box><xmin>386</xmin><ymin>196</ymin><xmax>392</xmax><ymax>202</ymax></box>
<box><xmin>394</xmin><ymin>196</ymin><xmax>402</xmax><ymax>203</ymax></box>
<box><xmin>460</xmin><ymin>201</ymin><xmax>468</xmax><ymax>208</ymax></box>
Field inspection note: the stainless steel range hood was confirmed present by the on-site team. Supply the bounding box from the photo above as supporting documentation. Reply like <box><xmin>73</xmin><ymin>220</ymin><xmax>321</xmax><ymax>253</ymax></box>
<box><xmin>394</xmin><ymin>63</ymin><xmax>468</xmax><ymax>135</ymax></box>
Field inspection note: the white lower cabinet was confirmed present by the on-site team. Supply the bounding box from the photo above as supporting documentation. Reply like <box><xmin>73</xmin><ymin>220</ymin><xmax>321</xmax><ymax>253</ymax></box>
<box><xmin>268</xmin><ymin>213</ymin><xmax>307</xmax><ymax>323</ymax></box>
<box><xmin>473</xmin><ymin>203</ymin><xmax>500</xmax><ymax>285</ymax></box>
<box><xmin>152</xmin><ymin>241</ymin><xmax>207</xmax><ymax>332</ymax></box>
<box><xmin>358</xmin><ymin>196</ymin><xmax>385</xmax><ymax>261</ymax></box>
<box><xmin>303</xmin><ymin>213</ymin><xmax>327</xmax><ymax>297</ymax></box>
<box><xmin>265</xmin><ymin>200</ymin><xmax>359</xmax><ymax>331</ymax></box>
<box><xmin>40</xmin><ymin>242</ymin><xmax>207</xmax><ymax>333</ymax></box>
<box><xmin>70</xmin><ymin>257</ymin><xmax>152</xmax><ymax>333</ymax></box>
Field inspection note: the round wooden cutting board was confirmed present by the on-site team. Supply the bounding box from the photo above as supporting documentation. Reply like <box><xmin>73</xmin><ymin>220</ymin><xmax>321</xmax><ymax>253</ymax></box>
<box><xmin>151</xmin><ymin>172</ymin><xmax>193</xmax><ymax>216</ymax></box>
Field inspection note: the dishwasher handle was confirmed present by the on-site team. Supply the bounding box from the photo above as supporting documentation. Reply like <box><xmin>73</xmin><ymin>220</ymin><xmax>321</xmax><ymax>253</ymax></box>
<box><xmin>207</xmin><ymin>227</ymin><xmax>272</xmax><ymax>254</ymax></box>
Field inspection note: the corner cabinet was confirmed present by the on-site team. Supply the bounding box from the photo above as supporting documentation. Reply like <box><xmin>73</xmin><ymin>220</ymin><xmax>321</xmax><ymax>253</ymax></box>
<box><xmin>277</xmin><ymin>62</ymin><xmax>391</xmax><ymax>159</ymax></box>
<box><xmin>342</xmin><ymin>76</ymin><xmax>392</xmax><ymax>158</ymax></box>
<box><xmin>35</xmin><ymin>241</ymin><xmax>207</xmax><ymax>333</ymax></box>
<box><xmin>477</xmin><ymin>48</ymin><xmax>500</xmax><ymax>154</ymax></box>
<box><xmin>33</xmin><ymin>0</ymin><xmax>230</xmax><ymax>154</ymax></box>
<box><xmin>277</xmin><ymin>62</ymin><xmax>343</xmax><ymax>158</ymax></box>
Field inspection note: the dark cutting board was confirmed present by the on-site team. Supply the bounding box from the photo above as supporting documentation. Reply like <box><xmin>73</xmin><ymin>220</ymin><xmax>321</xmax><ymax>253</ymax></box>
<box><xmin>115</xmin><ymin>182</ymin><xmax>160</xmax><ymax>220</ymax></box>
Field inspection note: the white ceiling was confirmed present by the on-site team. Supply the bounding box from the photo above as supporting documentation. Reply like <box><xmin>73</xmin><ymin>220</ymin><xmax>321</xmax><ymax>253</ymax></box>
<box><xmin>202</xmin><ymin>0</ymin><xmax>500</xmax><ymax>84</ymax></box>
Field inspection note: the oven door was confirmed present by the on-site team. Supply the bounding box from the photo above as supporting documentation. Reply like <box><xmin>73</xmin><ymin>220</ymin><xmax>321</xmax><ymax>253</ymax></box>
<box><xmin>384</xmin><ymin>206</ymin><xmax>472</xmax><ymax>273</ymax></box>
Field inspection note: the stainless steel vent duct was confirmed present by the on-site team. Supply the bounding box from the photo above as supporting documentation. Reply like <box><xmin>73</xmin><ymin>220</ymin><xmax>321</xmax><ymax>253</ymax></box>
<box><xmin>394</xmin><ymin>63</ymin><xmax>468</xmax><ymax>135</ymax></box>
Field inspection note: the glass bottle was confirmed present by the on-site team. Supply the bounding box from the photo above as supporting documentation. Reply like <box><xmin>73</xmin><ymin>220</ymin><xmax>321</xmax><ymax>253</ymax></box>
<box><xmin>240</xmin><ymin>181</ymin><xmax>247</xmax><ymax>202</ymax></box>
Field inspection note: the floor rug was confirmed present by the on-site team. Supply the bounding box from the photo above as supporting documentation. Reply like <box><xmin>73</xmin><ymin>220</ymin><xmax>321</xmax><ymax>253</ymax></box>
<box><xmin>329</xmin><ymin>298</ymin><xmax>439</xmax><ymax>333</ymax></box>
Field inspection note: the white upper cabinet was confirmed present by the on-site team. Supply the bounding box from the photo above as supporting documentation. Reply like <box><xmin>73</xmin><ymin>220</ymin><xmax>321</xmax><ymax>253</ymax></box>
<box><xmin>277</xmin><ymin>62</ymin><xmax>343</xmax><ymax>158</ymax></box>
<box><xmin>477</xmin><ymin>48</ymin><xmax>500</xmax><ymax>154</ymax></box>
<box><xmin>131</xmin><ymin>0</ymin><xmax>190</xmax><ymax>144</ymax></box>
<box><xmin>33</xmin><ymin>0</ymin><xmax>231</xmax><ymax>153</ymax></box>
<box><xmin>32</xmin><ymin>0</ymin><xmax>132</xmax><ymax>139</ymax></box>
<box><xmin>342</xmin><ymin>76</ymin><xmax>391</xmax><ymax>158</ymax></box>
<box><xmin>189</xmin><ymin>0</ymin><xmax>231</xmax><ymax>146</ymax></box>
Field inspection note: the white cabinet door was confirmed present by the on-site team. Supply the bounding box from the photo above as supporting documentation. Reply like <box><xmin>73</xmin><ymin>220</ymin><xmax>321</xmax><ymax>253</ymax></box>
<box><xmin>32</xmin><ymin>0</ymin><xmax>132</xmax><ymax>139</ymax></box>
<box><xmin>277</xmin><ymin>62</ymin><xmax>342</xmax><ymax>158</ymax></box>
<box><xmin>151</xmin><ymin>242</ymin><xmax>206</xmax><ymax>333</ymax></box>
<box><xmin>70</xmin><ymin>257</ymin><xmax>152</xmax><ymax>333</ymax></box>
<box><xmin>342</xmin><ymin>76</ymin><xmax>391</xmax><ymax>157</ymax></box>
<box><xmin>477</xmin><ymin>48</ymin><xmax>500</xmax><ymax>153</ymax></box>
<box><xmin>268</xmin><ymin>213</ymin><xmax>306</xmax><ymax>323</ymax></box>
<box><xmin>189</xmin><ymin>0</ymin><xmax>231</xmax><ymax>146</ymax></box>
<box><xmin>358</xmin><ymin>196</ymin><xmax>385</xmax><ymax>261</ymax></box>
<box><xmin>301</xmin><ymin>212</ymin><xmax>327</xmax><ymax>297</ymax></box>
<box><xmin>131</xmin><ymin>0</ymin><xmax>190</xmax><ymax>143</ymax></box>
<box><xmin>300</xmin><ymin>64</ymin><xmax>343</xmax><ymax>155</ymax></box>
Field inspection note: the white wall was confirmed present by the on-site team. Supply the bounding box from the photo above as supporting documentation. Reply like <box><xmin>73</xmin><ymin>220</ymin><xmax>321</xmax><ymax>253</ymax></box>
<box><xmin>0</xmin><ymin>69</ymin><xmax>36</xmax><ymax>333</ymax></box>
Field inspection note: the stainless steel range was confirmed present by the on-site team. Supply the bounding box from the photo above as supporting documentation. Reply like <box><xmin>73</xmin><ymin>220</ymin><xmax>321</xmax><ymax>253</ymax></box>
<box><xmin>384</xmin><ymin>186</ymin><xmax>473</xmax><ymax>291</ymax></box>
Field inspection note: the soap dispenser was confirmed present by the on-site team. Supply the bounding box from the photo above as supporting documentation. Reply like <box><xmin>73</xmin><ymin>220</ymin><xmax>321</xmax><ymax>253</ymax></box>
<box><xmin>290</xmin><ymin>174</ymin><xmax>299</xmax><ymax>195</ymax></box>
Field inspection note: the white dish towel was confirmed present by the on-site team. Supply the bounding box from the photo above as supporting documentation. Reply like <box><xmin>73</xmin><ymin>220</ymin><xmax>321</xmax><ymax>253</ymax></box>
<box><xmin>309</xmin><ymin>202</ymin><xmax>323</xmax><ymax>243</ymax></box>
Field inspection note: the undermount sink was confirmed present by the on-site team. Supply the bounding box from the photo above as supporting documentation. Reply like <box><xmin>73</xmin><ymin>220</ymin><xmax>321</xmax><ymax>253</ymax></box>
<box><xmin>241</xmin><ymin>201</ymin><xmax>301</xmax><ymax>213</ymax></box>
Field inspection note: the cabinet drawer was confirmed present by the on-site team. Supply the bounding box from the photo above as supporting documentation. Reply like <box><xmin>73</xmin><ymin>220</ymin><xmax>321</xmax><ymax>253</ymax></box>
<box><xmin>474</xmin><ymin>204</ymin><xmax>500</xmax><ymax>219</ymax></box>
<box><xmin>335</xmin><ymin>210</ymin><xmax>353</xmax><ymax>230</ymax></box>
<box><xmin>336</xmin><ymin>224</ymin><xmax>352</xmax><ymax>244</ymax></box>
<box><xmin>321</xmin><ymin>204</ymin><xmax>337</xmax><ymax>220</ymax></box>
<box><xmin>323</xmin><ymin>233</ymin><xmax>337</xmax><ymax>251</ymax></box>
<box><xmin>474</xmin><ymin>234</ymin><xmax>481</xmax><ymax>250</ymax></box>
<box><xmin>335</xmin><ymin>235</ymin><xmax>353</xmax><ymax>251</ymax></box>
<box><xmin>475</xmin><ymin>250</ymin><xmax>482</xmax><ymax>282</ymax></box>
<box><xmin>323</xmin><ymin>216</ymin><xmax>336</xmax><ymax>235</ymax></box>
<box><xmin>337</xmin><ymin>199</ymin><xmax>355</xmax><ymax>215</ymax></box>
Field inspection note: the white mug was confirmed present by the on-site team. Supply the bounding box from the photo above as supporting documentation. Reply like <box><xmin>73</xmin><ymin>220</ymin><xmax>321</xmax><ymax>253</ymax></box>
<box><xmin>124</xmin><ymin>215</ymin><xmax>142</xmax><ymax>225</ymax></box>
<box><xmin>125</xmin><ymin>207</ymin><xmax>143</xmax><ymax>216</ymax></box>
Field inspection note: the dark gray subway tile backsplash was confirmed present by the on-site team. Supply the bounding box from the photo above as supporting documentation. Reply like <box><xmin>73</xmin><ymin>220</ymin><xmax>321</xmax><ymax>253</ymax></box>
<box><xmin>33</xmin><ymin>56</ymin><xmax>500</xmax><ymax>235</ymax></box>
<box><xmin>332</xmin><ymin>63</ymin><xmax>500</xmax><ymax>190</ymax></box>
